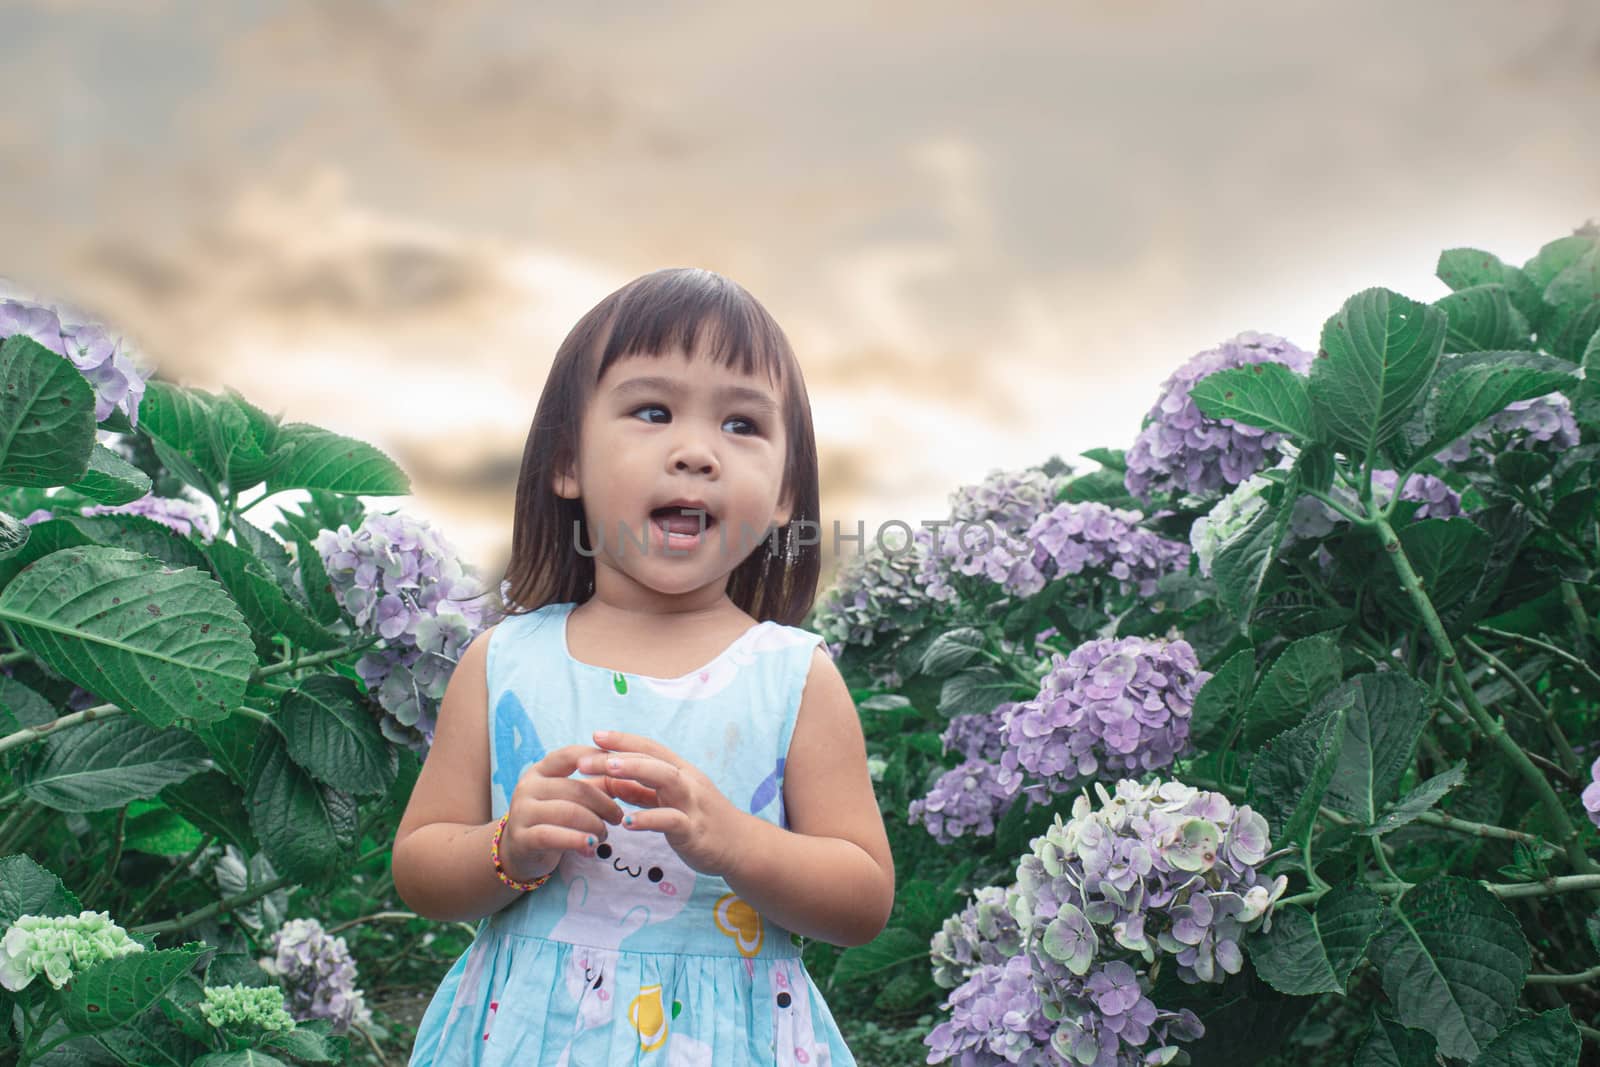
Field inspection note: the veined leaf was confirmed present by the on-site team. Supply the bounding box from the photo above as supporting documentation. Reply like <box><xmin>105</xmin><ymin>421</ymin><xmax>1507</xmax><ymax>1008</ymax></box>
<box><xmin>1248</xmin><ymin>882</ymin><xmax>1384</xmax><ymax>995</ymax></box>
<box><xmin>1190</xmin><ymin>362</ymin><xmax>1315</xmax><ymax>441</ymax></box>
<box><xmin>266</xmin><ymin>423</ymin><xmax>409</xmax><ymax>496</ymax></box>
<box><xmin>0</xmin><ymin>334</ymin><xmax>97</xmax><ymax>487</ymax></box>
<box><xmin>62</xmin><ymin>443</ymin><xmax>152</xmax><ymax>506</ymax></box>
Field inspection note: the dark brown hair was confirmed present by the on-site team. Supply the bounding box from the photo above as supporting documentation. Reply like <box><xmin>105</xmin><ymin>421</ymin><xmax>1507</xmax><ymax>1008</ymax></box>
<box><xmin>496</xmin><ymin>268</ymin><xmax>821</xmax><ymax>625</ymax></box>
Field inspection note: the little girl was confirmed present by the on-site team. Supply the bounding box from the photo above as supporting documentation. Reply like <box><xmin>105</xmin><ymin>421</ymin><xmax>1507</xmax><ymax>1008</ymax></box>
<box><xmin>394</xmin><ymin>268</ymin><xmax>894</xmax><ymax>1065</ymax></box>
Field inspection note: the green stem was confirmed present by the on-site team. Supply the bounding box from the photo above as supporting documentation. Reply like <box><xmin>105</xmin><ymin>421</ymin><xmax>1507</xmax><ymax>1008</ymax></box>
<box><xmin>1579</xmin><ymin>1023</ymin><xmax>1600</xmax><ymax>1045</ymax></box>
<box><xmin>82</xmin><ymin>806</ymin><xmax>129</xmax><ymax>905</ymax></box>
<box><xmin>131</xmin><ymin>872</ymin><xmax>298</xmax><ymax>936</ymax></box>
<box><xmin>1462</xmin><ymin>636</ymin><xmax>1579</xmax><ymax>777</ymax></box>
<box><xmin>1559</xmin><ymin>581</ymin><xmax>1591</xmax><ymax>657</ymax></box>
<box><xmin>0</xmin><ymin>650</ymin><xmax>29</xmax><ymax>667</ymax></box>
<box><xmin>1283</xmin><ymin>873</ymin><xmax>1600</xmax><ymax>908</ymax></box>
<box><xmin>0</xmin><ymin>703</ymin><xmax>127</xmax><ymax>756</ymax></box>
<box><xmin>1414</xmin><ymin>810</ymin><xmax>1554</xmax><ymax>850</ymax></box>
<box><xmin>1526</xmin><ymin>964</ymin><xmax>1600</xmax><ymax>986</ymax></box>
<box><xmin>252</xmin><ymin>637</ymin><xmax>381</xmax><ymax>680</ymax></box>
<box><xmin>1476</xmin><ymin>626</ymin><xmax>1600</xmax><ymax>691</ymax></box>
<box><xmin>1368</xmin><ymin>508</ymin><xmax>1600</xmax><ymax>891</ymax></box>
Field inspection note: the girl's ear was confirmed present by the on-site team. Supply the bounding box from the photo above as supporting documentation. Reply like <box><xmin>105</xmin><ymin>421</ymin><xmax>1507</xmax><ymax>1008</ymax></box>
<box><xmin>771</xmin><ymin>489</ymin><xmax>793</xmax><ymax>529</ymax></box>
<box><xmin>552</xmin><ymin>460</ymin><xmax>580</xmax><ymax>500</ymax></box>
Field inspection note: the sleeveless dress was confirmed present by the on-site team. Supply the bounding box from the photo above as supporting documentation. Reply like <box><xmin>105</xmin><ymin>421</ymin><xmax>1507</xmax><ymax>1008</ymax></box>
<box><xmin>408</xmin><ymin>600</ymin><xmax>859</xmax><ymax>1066</ymax></box>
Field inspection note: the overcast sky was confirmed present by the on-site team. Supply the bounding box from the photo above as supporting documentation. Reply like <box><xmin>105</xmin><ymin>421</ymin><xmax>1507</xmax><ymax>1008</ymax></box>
<box><xmin>3</xmin><ymin>0</ymin><xmax>1597</xmax><ymax>583</ymax></box>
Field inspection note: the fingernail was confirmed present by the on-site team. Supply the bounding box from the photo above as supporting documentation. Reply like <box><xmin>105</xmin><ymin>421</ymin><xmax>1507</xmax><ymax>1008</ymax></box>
<box><xmin>595</xmin><ymin>730</ymin><xmax>614</xmax><ymax>741</ymax></box>
<box><xmin>607</xmin><ymin>757</ymin><xmax>621</xmax><ymax>771</ymax></box>
<box><xmin>586</xmin><ymin>835</ymin><xmax>596</xmax><ymax>847</ymax></box>
<box><xmin>623</xmin><ymin>815</ymin><xmax>633</xmax><ymax>827</ymax></box>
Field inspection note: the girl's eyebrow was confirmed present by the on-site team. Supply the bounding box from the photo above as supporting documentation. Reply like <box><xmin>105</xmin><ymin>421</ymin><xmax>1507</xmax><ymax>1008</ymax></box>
<box><xmin>611</xmin><ymin>375</ymin><xmax>779</xmax><ymax>416</ymax></box>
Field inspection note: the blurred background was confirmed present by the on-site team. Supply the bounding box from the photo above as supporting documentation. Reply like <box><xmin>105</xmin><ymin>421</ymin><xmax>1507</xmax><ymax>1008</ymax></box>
<box><xmin>2</xmin><ymin>0</ymin><xmax>1597</xmax><ymax>591</ymax></box>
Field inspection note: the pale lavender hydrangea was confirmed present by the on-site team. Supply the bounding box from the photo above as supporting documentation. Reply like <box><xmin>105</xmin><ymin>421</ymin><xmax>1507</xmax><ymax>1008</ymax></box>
<box><xmin>20</xmin><ymin>490</ymin><xmax>218</xmax><ymax>542</ymax></box>
<box><xmin>931</xmin><ymin>885</ymin><xmax>1025</xmax><ymax>990</ymax></box>
<box><xmin>926</xmin><ymin>501</ymin><xmax>1189</xmax><ymax>604</ymax></box>
<box><xmin>909</xmin><ymin>758</ymin><xmax>1021</xmax><ymax>844</ymax></box>
<box><xmin>917</xmin><ymin>467</ymin><xmax>1071</xmax><ymax>603</ymax></box>
<box><xmin>925</xmin><ymin>954</ymin><xmax>1057</xmax><ymax>1066</ymax></box>
<box><xmin>998</xmin><ymin>637</ymin><xmax>1211</xmax><ymax>804</ymax></box>
<box><xmin>942</xmin><ymin>702</ymin><xmax>1020</xmax><ymax>763</ymax></box>
<box><xmin>1125</xmin><ymin>332</ymin><xmax>1314</xmax><ymax>504</ymax></box>
<box><xmin>259</xmin><ymin>917</ymin><xmax>372</xmax><ymax>1035</ymax></box>
<box><xmin>1434</xmin><ymin>393</ymin><xmax>1580</xmax><ymax>464</ymax></box>
<box><xmin>0</xmin><ymin>297</ymin><xmax>148</xmax><ymax>426</ymax></box>
<box><xmin>1582</xmin><ymin>756</ymin><xmax>1600</xmax><ymax>830</ymax></box>
<box><xmin>314</xmin><ymin>511</ymin><xmax>489</xmax><ymax>752</ymax></box>
<box><xmin>1286</xmin><ymin>469</ymin><xmax>1464</xmax><ymax>542</ymax></box>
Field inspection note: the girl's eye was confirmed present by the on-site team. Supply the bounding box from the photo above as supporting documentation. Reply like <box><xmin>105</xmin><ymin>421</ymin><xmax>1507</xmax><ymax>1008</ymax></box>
<box><xmin>630</xmin><ymin>405</ymin><xmax>759</xmax><ymax>436</ymax></box>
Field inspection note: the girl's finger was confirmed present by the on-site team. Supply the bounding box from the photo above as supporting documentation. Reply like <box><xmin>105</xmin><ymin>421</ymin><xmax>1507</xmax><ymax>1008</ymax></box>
<box><xmin>581</xmin><ymin>754</ymin><xmax>682</xmax><ymax>792</ymax></box>
<box><xmin>521</xmin><ymin>822</ymin><xmax>596</xmax><ymax>855</ymax></box>
<box><xmin>525</xmin><ymin>774</ymin><xmax>624</xmax><ymax>824</ymax></box>
<box><xmin>619</xmin><ymin>806</ymin><xmax>689</xmax><ymax>837</ymax></box>
<box><xmin>524</xmin><ymin>799</ymin><xmax>613</xmax><ymax>841</ymax></box>
<box><xmin>592</xmin><ymin>731</ymin><xmax>683</xmax><ymax>767</ymax></box>
<box><xmin>598</xmin><ymin>776</ymin><xmax>659</xmax><ymax>808</ymax></box>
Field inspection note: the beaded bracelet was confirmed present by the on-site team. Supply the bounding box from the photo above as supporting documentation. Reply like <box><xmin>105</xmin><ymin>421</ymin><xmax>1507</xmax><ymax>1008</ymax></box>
<box><xmin>490</xmin><ymin>811</ymin><xmax>552</xmax><ymax>892</ymax></box>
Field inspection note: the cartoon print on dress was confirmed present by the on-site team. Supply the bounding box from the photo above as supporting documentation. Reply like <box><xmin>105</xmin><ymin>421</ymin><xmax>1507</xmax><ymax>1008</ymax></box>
<box><xmin>548</xmin><ymin>830</ymin><xmax>697</xmax><ymax>949</ymax></box>
<box><xmin>481</xmin><ymin>1000</ymin><xmax>497</xmax><ymax>1043</ymax></box>
<box><xmin>550</xmin><ymin>949</ymin><xmax>619</xmax><ymax>1067</ymax></box>
<box><xmin>490</xmin><ymin>690</ymin><xmax>546</xmax><ymax>813</ymax></box>
<box><xmin>771</xmin><ymin>959</ymin><xmax>830</xmax><ymax>1066</ymax></box>
<box><xmin>635</xmin><ymin>623</ymin><xmax>817</xmax><ymax>700</ymax></box>
<box><xmin>749</xmin><ymin>757</ymin><xmax>785</xmax><ymax>816</ymax></box>
<box><xmin>626</xmin><ymin>983</ymin><xmax>674</xmax><ymax>1051</ymax></box>
<box><xmin>712</xmin><ymin>892</ymin><xmax>764</xmax><ymax>958</ymax></box>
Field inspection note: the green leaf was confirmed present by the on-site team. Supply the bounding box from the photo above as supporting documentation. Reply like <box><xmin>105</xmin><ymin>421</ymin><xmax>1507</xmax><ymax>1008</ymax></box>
<box><xmin>1189</xmin><ymin>646</ymin><xmax>1253</xmax><ymax>750</ymax></box>
<box><xmin>15</xmin><ymin>716</ymin><xmax>211</xmax><ymax>812</ymax></box>
<box><xmin>292</xmin><ymin>533</ymin><xmax>343</xmax><ymax>626</ymax></box>
<box><xmin>1471</xmin><ymin>1008</ymin><xmax>1581</xmax><ymax>1067</ymax></box>
<box><xmin>161</xmin><ymin>770</ymin><xmax>259</xmax><ymax>854</ymax></box>
<box><xmin>0</xmin><ymin>853</ymin><xmax>80</xmax><ymax>927</ymax></box>
<box><xmin>1546</xmin><ymin>300</ymin><xmax>1600</xmax><ymax>363</ymax></box>
<box><xmin>1243</xmin><ymin>633</ymin><xmax>1342</xmax><ymax>747</ymax></box>
<box><xmin>1244</xmin><ymin>704</ymin><xmax>1345</xmax><ymax>844</ymax></box>
<box><xmin>61</xmin><ymin>443</ymin><xmax>152</xmax><ymax>506</ymax></box>
<box><xmin>917</xmin><ymin>627</ymin><xmax>988</xmax><ymax>678</ymax></box>
<box><xmin>57</xmin><ymin>942</ymin><xmax>207</xmax><ymax>1033</ymax></box>
<box><xmin>259</xmin><ymin>1021</ymin><xmax>343</xmax><ymax>1064</ymax></box>
<box><xmin>119</xmin><ymin>800</ymin><xmax>204</xmax><ymax>855</ymax></box>
<box><xmin>193</xmin><ymin>1051</ymin><xmax>291</xmax><ymax>1067</ymax></box>
<box><xmin>1434</xmin><ymin>284</ymin><xmax>1532</xmax><ymax>353</ymax></box>
<box><xmin>1316</xmin><ymin>672</ymin><xmax>1429</xmax><ymax>824</ymax></box>
<box><xmin>280</xmin><ymin>675</ymin><xmax>398</xmax><ymax>797</ymax></box>
<box><xmin>60</xmin><ymin>513</ymin><xmax>212</xmax><ymax>572</ymax></box>
<box><xmin>245</xmin><ymin>730</ymin><xmax>358</xmax><ymax>886</ymax></box>
<box><xmin>1493</xmin><ymin>450</ymin><xmax>1554</xmax><ymax>486</ymax></box>
<box><xmin>830</xmin><ymin>926</ymin><xmax>927</xmax><ymax>984</ymax></box>
<box><xmin>92</xmin><ymin>1006</ymin><xmax>203</xmax><ymax>1065</ymax></box>
<box><xmin>266</xmin><ymin>423</ymin><xmax>409</xmax><ymax>496</ymax></box>
<box><xmin>1307</xmin><ymin>288</ymin><xmax>1445</xmax><ymax>462</ymax></box>
<box><xmin>0</xmin><ymin>334</ymin><xmax>97</xmax><ymax>487</ymax></box>
<box><xmin>1248</xmin><ymin>882</ymin><xmax>1384</xmax><ymax>995</ymax></box>
<box><xmin>203</xmin><ymin>538</ymin><xmax>343</xmax><ymax>652</ymax></box>
<box><xmin>0</xmin><ymin>517</ymin><xmax>92</xmax><ymax>590</ymax></box>
<box><xmin>1367</xmin><ymin>876</ymin><xmax>1530</xmax><ymax>1060</ymax></box>
<box><xmin>1391</xmin><ymin>518</ymin><xmax>1493</xmax><ymax>615</ymax></box>
<box><xmin>1420</xmin><ymin>351</ymin><xmax>1574</xmax><ymax>456</ymax></box>
<box><xmin>1352</xmin><ymin>1012</ymin><xmax>1437</xmax><ymax>1067</ymax></box>
<box><xmin>1437</xmin><ymin>247</ymin><xmax>1541</xmax><ymax>323</ymax></box>
<box><xmin>938</xmin><ymin>666</ymin><xmax>1016</xmax><ymax>718</ymax></box>
<box><xmin>1522</xmin><ymin>234</ymin><xmax>1594</xmax><ymax>291</ymax></box>
<box><xmin>1359</xmin><ymin>762</ymin><xmax>1465</xmax><ymax>837</ymax></box>
<box><xmin>0</xmin><ymin>546</ymin><xmax>253</xmax><ymax>727</ymax></box>
<box><xmin>1211</xmin><ymin>478</ymin><xmax>1292</xmax><ymax>630</ymax></box>
<box><xmin>1190</xmin><ymin>362</ymin><xmax>1315</xmax><ymax>440</ymax></box>
<box><xmin>137</xmin><ymin>381</ymin><xmax>220</xmax><ymax>489</ymax></box>
<box><xmin>1080</xmin><ymin>447</ymin><xmax>1125</xmax><ymax>471</ymax></box>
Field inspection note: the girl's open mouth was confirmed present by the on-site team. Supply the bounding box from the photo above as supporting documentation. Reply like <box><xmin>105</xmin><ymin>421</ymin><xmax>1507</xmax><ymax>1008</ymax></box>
<box><xmin>649</xmin><ymin>506</ymin><xmax>716</xmax><ymax>551</ymax></box>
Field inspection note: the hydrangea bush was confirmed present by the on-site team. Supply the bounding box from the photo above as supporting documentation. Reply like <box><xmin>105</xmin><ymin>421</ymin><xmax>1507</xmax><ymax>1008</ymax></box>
<box><xmin>0</xmin><ymin>286</ymin><xmax>435</xmax><ymax>1061</ymax></box>
<box><xmin>818</xmin><ymin>225</ymin><xmax>1600</xmax><ymax>1066</ymax></box>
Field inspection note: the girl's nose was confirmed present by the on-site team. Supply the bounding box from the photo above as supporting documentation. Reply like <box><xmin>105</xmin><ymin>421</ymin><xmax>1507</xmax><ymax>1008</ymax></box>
<box><xmin>671</xmin><ymin>441</ymin><xmax>718</xmax><ymax>476</ymax></box>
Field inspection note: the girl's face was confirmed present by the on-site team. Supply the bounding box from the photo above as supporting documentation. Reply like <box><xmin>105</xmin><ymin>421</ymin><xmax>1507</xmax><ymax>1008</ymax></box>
<box><xmin>553</xmin><ymin>346</ymin><xmax>792</xmax><ymax>599</ymax></box>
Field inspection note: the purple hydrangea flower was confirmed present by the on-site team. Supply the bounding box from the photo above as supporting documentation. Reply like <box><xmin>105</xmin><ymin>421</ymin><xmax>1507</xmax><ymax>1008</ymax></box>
<box><xmin>259</xmin><ymin>917</ymin><xmax>371</xmax><ymax>1035</ymax></box>
<box><xmin>1434</xmin><ymin>392</ymin><xmax>1580</xmax><ymax>464</ymax></box>
<box><xmin>1125</xmin><ymin>332</ymin><xmax>1314</xmax><ymax>504</ymax></box>
<box><xmin>942</xmin><ymin>702</ymin><xmax>1019</xmax><ymax>763</ymax></box>
<box><xmin>1583</xmin><ymin>756</ymin><xmax>1600</xmax><ymax>830</ymax></box>
<box><xmin>314</xmin><ymin>511</ymin><xmax>489</xmax><ymax>753</ymax></box>
<box><xmin>909</xmin><ymin>758</ymin><xmax>1021</xmax><ymax>844</ymax></box>
<box><xmin>1285</xmin><ymin>468</ymin><xmax>1464</xmax><ymax>543</ymax></box>
<box><xmin>930</xmin><ymin>885</ymin><xmax>1025</xmax><ymax>990</ymax></box>
<box><xmin>997</xmin><ymin>637</ymin><xmax>1211</xmax><ymax>804</ymax></box>
<box><xmin>925</xmin><ymin>954</ymin><xmax>1056</xmax><ymax>1066</ymax></box>
<box><xmin>0</xmin><ymin>297</ymin><xmax>148</xmax><ymax>427</ymax></box>
<box><xmin>81</xmin><ymin>492</ymin><xmax>219</xmax><ymax>542</ymax></box>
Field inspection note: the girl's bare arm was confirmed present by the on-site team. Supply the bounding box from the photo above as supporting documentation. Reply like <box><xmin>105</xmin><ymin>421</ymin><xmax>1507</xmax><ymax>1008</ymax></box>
<box><xmin>391</xmin><ymin>629</ymin><xmax>535</xmax><ymax>923</ymax></box>
<box><xmin>720</xmin><ymin>648</ymin><xmax>895</xmax><ymax>947</ymax></box>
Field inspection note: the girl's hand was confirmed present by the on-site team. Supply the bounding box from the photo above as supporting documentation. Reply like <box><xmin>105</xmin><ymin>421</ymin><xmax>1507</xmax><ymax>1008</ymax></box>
<box><xmin>577</xmin><ymin>730</ymin><xmax>750</xmax><ymax>878</ymax></box>
<box><xmin>501</xmin><ymin>745</ymin><xmax>625</xmax><ymax>881</ymax></box>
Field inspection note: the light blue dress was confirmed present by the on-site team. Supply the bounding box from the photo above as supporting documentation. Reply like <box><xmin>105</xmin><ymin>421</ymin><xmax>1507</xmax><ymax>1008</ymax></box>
<box><xmin>408</xmin><ymin>600</ymin><xmax>858</xmax><ymax>1066</ymax></box>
